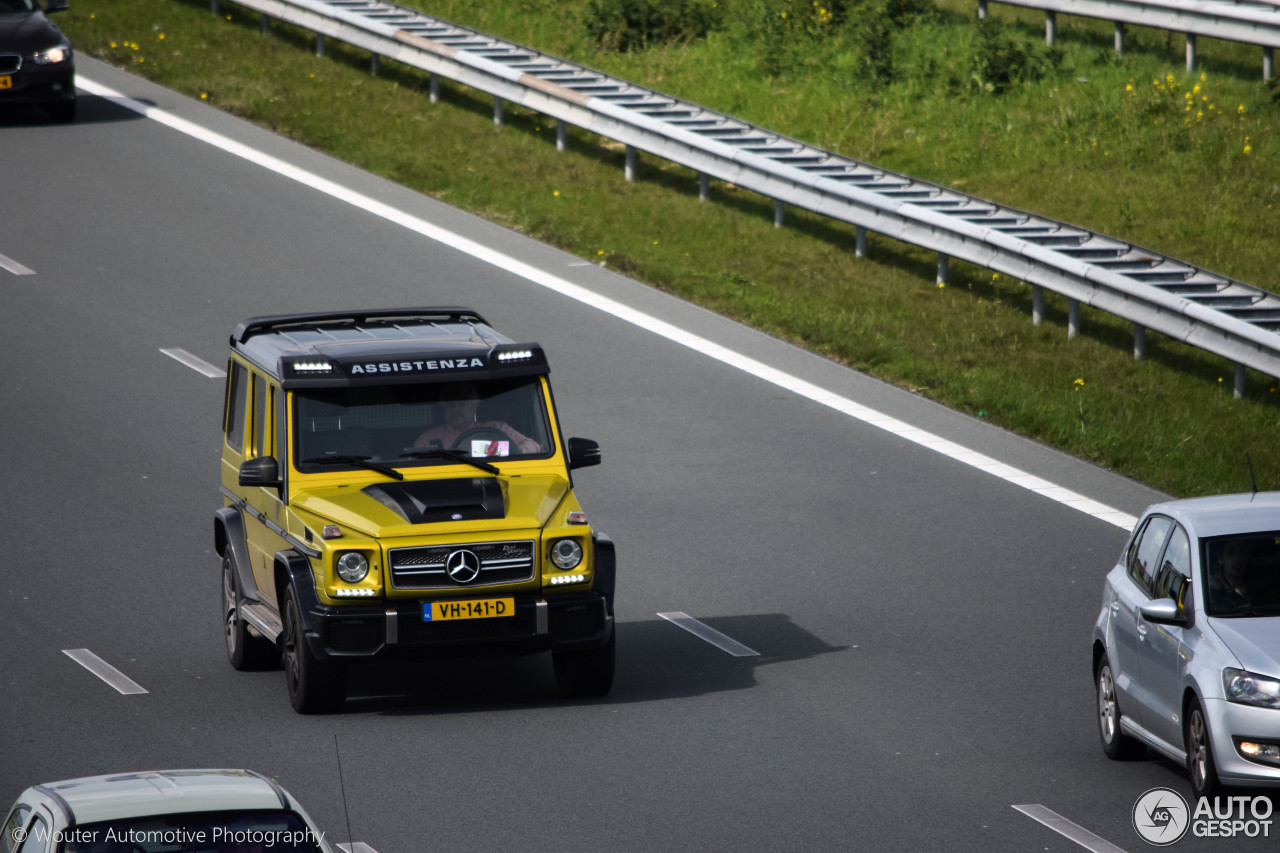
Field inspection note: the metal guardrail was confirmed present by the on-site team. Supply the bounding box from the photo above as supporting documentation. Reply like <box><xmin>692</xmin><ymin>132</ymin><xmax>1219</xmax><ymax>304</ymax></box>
<box><xmin>209</xmin><ymin>0</ymin><xmax>1280</xmax><ymax>392</ymax></box>
<box><xmin>979</xmin><ymin>0</ymin><xmax>1280</xmax><ymax>79</ymax></box>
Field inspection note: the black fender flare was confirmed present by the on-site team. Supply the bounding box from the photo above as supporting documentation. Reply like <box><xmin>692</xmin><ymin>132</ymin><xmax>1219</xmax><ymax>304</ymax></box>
<box><xmin>593</xmin><ymin>532</ymin><xmax>616</xmax><ymax>615</ymax></box>
<box><xmin>215</xmin><ymin>505</ymin><xmax>261</xmax><ymax>603</ymax></box>
<box><xmin>276</xmin><ymin>549</ymin><xmax>322</xmax><ymax>634</ymax></box>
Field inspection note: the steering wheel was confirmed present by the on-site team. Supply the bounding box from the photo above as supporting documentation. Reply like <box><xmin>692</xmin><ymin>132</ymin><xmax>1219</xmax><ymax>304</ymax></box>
<box><xmin>450</xmin><ymin>426</ymin><xmax>514</xmax><ymax>451</ymax></box>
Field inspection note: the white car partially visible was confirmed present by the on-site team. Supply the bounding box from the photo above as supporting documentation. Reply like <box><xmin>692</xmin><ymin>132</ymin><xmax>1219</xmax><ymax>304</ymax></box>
<box><xmin>3</xmin><ymin>769</ymin><xmax>333</xmax><ymax>853</ymax></box>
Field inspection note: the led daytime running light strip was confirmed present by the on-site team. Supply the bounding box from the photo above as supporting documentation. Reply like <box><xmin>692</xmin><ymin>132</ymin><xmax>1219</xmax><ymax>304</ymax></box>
<box><xmin>332</xmin><ymin>588</ymin><xmax>378</xmax><ymax>597</ymax></box>
<box><xmin>294</xmin><ymin>360</ymin><xmax>333</xmax><ymax>372</ymax></box>
<box><xmin>549</xmin><ymin>574</ymin><xmax>586</xmax><ymax>585</ymax></box>
<box><xmin>497</xmin><ymin>350</ymin><xmax>533</xmax><ymax>362</ymax></box>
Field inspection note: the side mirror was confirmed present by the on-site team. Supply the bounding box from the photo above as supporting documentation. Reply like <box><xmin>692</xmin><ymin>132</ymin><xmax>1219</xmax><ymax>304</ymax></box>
<box><xmin>44</xmin><ymin>0</ymin><xmax>69</xmax><ymax>11</ymax></box>
<box><xmin>1140</xmin><ymin>598</ymin><xmax>1185</xmax><ymax>626</ymax></box>
<box><xmin>239</xmin><ymin>456</ymin><xmax>282</xmax><ymax>488</ymax></box>
<box><xmin>567</xmin><ymin>437</ymin><xmax>601</xmax><ymax>470</ymax></box>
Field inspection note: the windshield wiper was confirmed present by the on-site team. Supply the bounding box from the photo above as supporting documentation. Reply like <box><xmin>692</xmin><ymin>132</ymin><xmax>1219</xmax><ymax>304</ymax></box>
<box><xmin>301</xmin><ymin>455</ymin><xmax>404</xmax><ymax>481</ymax></box>
<box><xmin>399</xmin><ymin>448</ymin><xmax>500</xmax><ymax>475</ymax></box>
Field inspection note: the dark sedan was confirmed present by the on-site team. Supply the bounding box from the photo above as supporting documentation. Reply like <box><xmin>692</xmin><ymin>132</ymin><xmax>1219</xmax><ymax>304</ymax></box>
<box><xmin>0</xmin><ymin>0</ymin><xmax>74</xmax><ymax>122</ymax></box>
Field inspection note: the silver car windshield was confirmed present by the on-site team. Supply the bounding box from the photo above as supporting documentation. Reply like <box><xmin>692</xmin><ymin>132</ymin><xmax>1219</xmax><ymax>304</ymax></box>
<box><xmin>294</xmin><ymin>377</ymin><xmax>552</xmax><ymax>472</ymax></box>
<box><xmin>1203</xmin><ymin>533</ymin><xmax>1280</xmax><ymax>617</ymax></box>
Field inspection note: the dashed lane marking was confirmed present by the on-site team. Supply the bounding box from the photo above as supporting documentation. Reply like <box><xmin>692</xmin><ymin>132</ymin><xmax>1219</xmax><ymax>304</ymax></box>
<box><xmin>63</xmin><ymin>649</ymin><xmax>149</xmax><ymax>695</ymax></box>
<box><xmin>160</xmin><ymin>348</ymin><xmax>226</xmax><ymax>378</ymax></box>
<box><xmin>658</xmin><ymin>612</ymin><xmax>759</xmax><ymax>657</ymax></box>
<box><xmin>1013</xmin><ymin>804</ymin><xmax>1128</xmax><ymax>853</ymax></box>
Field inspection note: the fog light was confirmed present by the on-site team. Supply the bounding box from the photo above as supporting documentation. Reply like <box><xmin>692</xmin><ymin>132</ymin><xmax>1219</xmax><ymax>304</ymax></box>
<box><xmin>1237</xmin><ymin>739</ymin><xmax>1280</xmax><ymax>766</ymax></box>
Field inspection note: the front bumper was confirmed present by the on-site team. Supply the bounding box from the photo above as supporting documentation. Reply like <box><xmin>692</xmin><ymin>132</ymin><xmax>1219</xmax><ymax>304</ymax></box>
<box><xmin>0</xmin><ymin>63</ymin><xmax>74</xmax><ymax>106</ymax></box>
<box><xmin>1204</xmin><ymin>697</ymin><xmax>1280</xmax><ymax>788</ymax></box>
<box><xmin>303</xmin><ymin>591</ymin><xmax>612</xmax><ymax>660</ymax></box>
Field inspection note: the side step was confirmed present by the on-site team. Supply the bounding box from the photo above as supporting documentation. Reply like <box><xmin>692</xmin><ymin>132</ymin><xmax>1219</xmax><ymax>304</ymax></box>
<box><xmin>241</xmin><ymin>602</ymin><xmax>284</xmax><ymax>643</ymax></box>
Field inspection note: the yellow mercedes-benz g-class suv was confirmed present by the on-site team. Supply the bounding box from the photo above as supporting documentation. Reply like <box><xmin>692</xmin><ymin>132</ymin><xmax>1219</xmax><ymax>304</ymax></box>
<box><xmin>214</xmin><ymin>308</ymin><xmax>614</xmax><ymax>713</ymax></box>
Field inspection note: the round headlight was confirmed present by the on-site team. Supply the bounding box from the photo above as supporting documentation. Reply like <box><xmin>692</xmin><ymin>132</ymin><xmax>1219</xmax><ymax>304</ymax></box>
<box><xmin>550</xmin><ymin>539</ymin><xmax>583</xmax><ymax>570</ymax></box>
<box><xmin>336</xmin><ymin>552</ymin><xmax>369</xmax><ymax>583</ymax></box>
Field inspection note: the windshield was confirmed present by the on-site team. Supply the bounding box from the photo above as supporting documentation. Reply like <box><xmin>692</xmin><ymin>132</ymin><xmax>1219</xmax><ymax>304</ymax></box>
<box><xmin>60</xmin><ymin>810</ymin><xmax>323</xmax><ymax>853</ymax></box>
<box><xmin>1202</xmin><ymin>532</ymin><xmax>1280</xmax><ymax>617</ymax></box>
<box><xmin>294</xmin><ymin>377</ymin><xmax>553</xmax><ymax>472</ymax></box>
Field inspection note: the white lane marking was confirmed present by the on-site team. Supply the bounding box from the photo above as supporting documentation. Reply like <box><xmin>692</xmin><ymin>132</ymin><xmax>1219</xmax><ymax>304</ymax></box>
<box><xmin>160</xmin><ymin>347</ymin><xmax>226</xmax><ymax>378</ymax></box>
<box><xmin>1013</xmin><ymin>804</ymin><xmax>1129</xmax><ymax>853</ymax></box>
<box><xmin>79</xmin><ymin>76</ymin><xmax>1137</xmax><ymax>531</ymax></box>
<box><xmin>0</xmin><ymin>251</ymin><xmax>35</xmax><ymax>275</ymax></box>
<box><xmin>336</xmin><ymin>844</ymin><xmax>379</xmax><ymax>853</ymax></box>
<box><xmin>62</xmin><ymin>649</ymin><xmax>149</xmax><ymax>695</ymax></box>
<box><xmin>658</xmin><ymin>612</ymin><xmax>759</xmax><ymax>657</ymax></box>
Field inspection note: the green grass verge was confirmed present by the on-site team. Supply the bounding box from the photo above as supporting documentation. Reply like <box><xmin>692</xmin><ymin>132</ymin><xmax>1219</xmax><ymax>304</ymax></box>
<box><xmin>59</xmin><ymin>0</ymin><xmax>1280</xmax><ymax>498</ymax></box>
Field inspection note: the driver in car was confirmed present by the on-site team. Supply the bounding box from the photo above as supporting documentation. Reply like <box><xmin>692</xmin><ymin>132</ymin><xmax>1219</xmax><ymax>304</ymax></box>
<box><xmin>413</xmin><ymin>382</ymin><xmax>541</xmax><ymax>455</ymax></box>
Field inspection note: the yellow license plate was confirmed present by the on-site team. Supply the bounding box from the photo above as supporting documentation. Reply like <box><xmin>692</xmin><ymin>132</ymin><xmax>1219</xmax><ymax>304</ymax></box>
<box><xmin>0</xmin><ymin>77</ymin><xmax>11</xmax><ymax>90</ymax></box>
<box><xmin>424</xmin><ymin>598</ymin><xmax>514</xmax><ymax>621</ymax></box>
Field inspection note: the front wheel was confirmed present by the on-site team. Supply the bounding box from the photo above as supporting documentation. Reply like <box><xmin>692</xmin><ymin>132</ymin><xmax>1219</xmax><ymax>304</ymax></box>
<box><xmin>1097</xmin><ymin>654</ymin><xmax>1145</xmax><ymax>760</ymax></box>
<box><xmin>1186</xmin><ymin>698</ymin><xmax>1223</xmax><ymax>799</ymax></box>
<box><xmin>552</xmin><ymin>630</ymin><xmax>615</xmax><ymax>698</ymax></box>
<box><xmin>282</xmin><ymin>585</ymin><xmax>346</xmax><ymax>714</ymax></box>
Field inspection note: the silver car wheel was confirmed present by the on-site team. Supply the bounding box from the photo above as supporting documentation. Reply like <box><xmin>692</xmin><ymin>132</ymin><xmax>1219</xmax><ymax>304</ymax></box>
<box><xmin>222</xmin><ymin>558</ymin><xmax>238</xmax><ymax>658</ymax></box>
<box><xmin>1189</xmin><ymin>708</ymin><xmax>1210</xmax><ymax>788</ymax></box>
<box><xmin>1098</xmin><ymin>664</ymin><xmax>1118</xmax><ymax>744</ymax></box>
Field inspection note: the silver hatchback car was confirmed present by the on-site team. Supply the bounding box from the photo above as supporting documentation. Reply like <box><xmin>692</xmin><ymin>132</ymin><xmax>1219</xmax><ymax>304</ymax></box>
<box><xmin>1093</xmin><ymin>491</ymin><xmax>1280</xmax><ymax>797</ymax></box>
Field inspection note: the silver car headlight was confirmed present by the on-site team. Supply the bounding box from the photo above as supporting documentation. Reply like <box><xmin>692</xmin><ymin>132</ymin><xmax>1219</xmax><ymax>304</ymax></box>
<box><xmin>1223</xmin><ymin>668</ymin><xmax>1280</xmax><ymax>709</ymax></box>
<box><xmin>335</xmin><ymin>551</ymin><xmax>370</xmax><ymax>583</ymax></box>
<box><xmin>549</xmin><ymin>538</ymin><xmax>583</xmax><ymax>570</ymax></box>
<box><xmin>32</xmin><ymin>44</ymin><xmax>72</xmax><ymax>64</ymax></box>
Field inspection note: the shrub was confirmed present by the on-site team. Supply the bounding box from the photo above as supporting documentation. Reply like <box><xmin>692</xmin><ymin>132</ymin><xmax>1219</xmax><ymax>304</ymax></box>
<box><xmin>585</xmin><ymin>0</ymin><xmax>721</xmax><ymax>52</ymax></box>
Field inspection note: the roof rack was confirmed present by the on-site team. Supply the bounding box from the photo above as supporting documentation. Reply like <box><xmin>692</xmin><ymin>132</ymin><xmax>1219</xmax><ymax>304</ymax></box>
<box><xmin>232</xmin><ymin>307</ymin><xmax>489</xmax><ymax>344</ymax></box>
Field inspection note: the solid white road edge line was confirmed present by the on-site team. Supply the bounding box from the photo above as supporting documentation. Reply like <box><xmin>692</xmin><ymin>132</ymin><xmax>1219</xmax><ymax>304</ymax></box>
<box><xmin>62</xmin><ymin>649</ymin><xmax>149</xmax><ymax>695</ymax></box>
<box><xmin>1013</xmin><ymin>804</ymin><xmax>1129</xmax><ymax>853</ymax></box>
<box><xmin>0</xmin><ymin>251</ymin><xmax>35</xmax><ymax>275</ymax></box>
<box><xmin>657</xmin><ymin>612</ymin><xmax>760</xmax><ymax>657</ymax></box>
<box><xmin>160</xmin><ymin>347</ymin><xmax>226</xmax><ymax>378</ymax></box>
<box><xmin>80</xmin><ymin>76</ymin><xmax>1137</xmax><ymax>531</ymax></box>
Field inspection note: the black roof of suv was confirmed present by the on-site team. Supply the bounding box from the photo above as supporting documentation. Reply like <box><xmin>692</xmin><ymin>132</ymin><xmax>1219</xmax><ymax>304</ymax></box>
<box><xmin>231</xmin><ymin>308</ymin><xmax>548</xmax><ymax>388</ymax></box>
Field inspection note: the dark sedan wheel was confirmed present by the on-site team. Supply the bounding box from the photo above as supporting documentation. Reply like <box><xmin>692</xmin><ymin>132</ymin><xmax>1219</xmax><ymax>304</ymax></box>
<box><xmin>1097</xmin><ymin>654</ymin><xmax>1145</xmax><ymax>760</ymax></box>
<box><xmin>553</xmin><ymin>630</ymin><xmax>615</xmax><ymax>698</ymax></box>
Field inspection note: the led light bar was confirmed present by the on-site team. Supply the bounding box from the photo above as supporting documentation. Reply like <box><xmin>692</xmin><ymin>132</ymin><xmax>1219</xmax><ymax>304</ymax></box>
<box><xmin>332</xmin><ymin>588</ymin><xmax>378</xmax><ymax>597</ymax></box>
<box><xmin>548</xmin><ymin>574</ymin><xmax>586</xmax><ymax>585</ymax></box>
<box><xmin>496</xmin><ymin>349</ymin><xmax>533</xmax><ymax>362</ymax></box>
<box><xmin>294</xmin><ymin>360</ymin><xmax>333</xmax><ymax>372</ymax></box>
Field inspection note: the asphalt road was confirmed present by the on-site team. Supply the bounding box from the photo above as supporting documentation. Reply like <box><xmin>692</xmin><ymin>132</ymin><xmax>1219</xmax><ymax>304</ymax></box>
<box><xmin>1</xmin><ymin>57</ymin><xmax>1268</xmax><ymax>851</ymax></box>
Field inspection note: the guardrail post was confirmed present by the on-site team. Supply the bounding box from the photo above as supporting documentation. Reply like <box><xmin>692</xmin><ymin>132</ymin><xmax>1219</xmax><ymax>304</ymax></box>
<box><xmin>370</xmin><ymin>54</ymin><xmax>379</xmax><ymax>76</ymax></box>
<box><xmin>978</xmin><ymin>0</ymin><xmax>987</xmax><ymax>20</ymax></box>
<box><xmin>315</xmin><ymin>33</ymin><xmax>325</xmax><ymax>58</ymax></box>
<box><xmin>1114</xmin><ymin>22</ymin><xmax>1124</xmax><ymax>56</ymax></box>
<box><xmin>493</xmin><ymin>96</ymin><xmax>504</xmax><ymax>126</ymax></box>
<box><xmin>625</xmin><ymin>145</ymin><xmax>636</xmax><ymax>182</ymax></box>
<box><xmin>699</xmin><ymin>173</ymin><xmax>709</xmax><ymax>201</ymax></box>
<box><xmin>855</xmin><ymin>226</ymin><xmax>867</xmax><ymax>258</ymax></box>
<box><xmin>260</xmin><ymin>13</ymin><xmax>269</xmax><ymax>35</ymax></box>
<box><xmin>1068</xmin><ymin>299</ymin><xmax>1080</xmax><ymax>340</ymax></box>
<box><xmin>1265</xmin><ymin>47</ymin><xmax>1274</xmax><ymax>81</ymax></box>
<box><xmin>1134</xmin><ymin>324</ymin><xmax>1147</xmax><ymax>361</ymax></box>
<box><xmin>937</xmin><ymin>254</ymin><xmax>949</xmax><ymax>286</ymax></box>
<box><xmin>1032</xmin><ymin>285</ymin><xmax>1044</xmax><ymax>326</ymax></box>
<box><xmin>774</xmin><ymin>200</ymin><xmax>785</xmax><ymax>228</ymax></box>
<box><xmin>1234</xmin><ymin>363</ymin><xmax>1246</xmax><ymax>399</ymax></box>
<box><xmin>1046</xmin><ymin>11</ymin><xmax>1057</xmax><ymax>47</ymax></box>
<box><xmin>1186</xmin><ymin>33</ymin><xmax>1197</xmax><ymax>73</ymax></box>
<box><xmin>556</xmin><ymin>119</ymin><xmax>567</xmax><ymax>151</ymax></box>
<box><xmin>429</xmin><ymin>73</ymin><xmax>439</xmax><ymax>103</ymax></box>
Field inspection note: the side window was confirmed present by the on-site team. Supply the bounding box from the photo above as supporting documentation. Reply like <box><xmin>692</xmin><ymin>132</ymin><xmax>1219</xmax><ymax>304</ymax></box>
<box><xmin>1129</xmin><ymin>516</ymin><xmax>1173</xmax><ymax>593</ymax></box>
<box><xmin>1153</xmin><ymin>525</ymin><xmax>1192</xmax><ymax>610</ymax></box>
<box><xmin>252</xmin><ymin>373</ymin><xmax>267</xmax><ymax>458</ymax></box>
<box><xmin>15</xmin><ymin>816</ymin><xmax>48</xmax><ymax>853</ymax></box>
<box><xmin>3</xmin><ymin>807</ymin><xmax>30</xmax><ymax>853</ymax></box>
<box><xmin>225</xmin><ymin>362</ymin><xmax>248</xmax><ymax>453</ymax></box>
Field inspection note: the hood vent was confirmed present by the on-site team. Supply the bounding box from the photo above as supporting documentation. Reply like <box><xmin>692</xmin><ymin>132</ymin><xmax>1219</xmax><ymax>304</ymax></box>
<box><xmin>363</xmin><ymin>478</ymin><xmax>505</xmax><ymax>524</ymax></box>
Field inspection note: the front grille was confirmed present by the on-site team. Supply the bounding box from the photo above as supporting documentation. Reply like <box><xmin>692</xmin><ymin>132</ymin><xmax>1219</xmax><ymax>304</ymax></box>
<box><xmin>390</xmin><ymin>540</ymin><xmax>535</xmax><ymax>589</ymax></box>
<box><xmin>0</xmin><ymin>55</ymin><xmax>20</xmax><ymax>74</ymax></box>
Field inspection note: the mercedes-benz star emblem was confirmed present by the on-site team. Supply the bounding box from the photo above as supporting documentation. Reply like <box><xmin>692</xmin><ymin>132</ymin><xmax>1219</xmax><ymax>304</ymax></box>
<box><xmin>446</xmin><ymin>549</ymin><xmax>481</xmax><ymax>584</ymax></box>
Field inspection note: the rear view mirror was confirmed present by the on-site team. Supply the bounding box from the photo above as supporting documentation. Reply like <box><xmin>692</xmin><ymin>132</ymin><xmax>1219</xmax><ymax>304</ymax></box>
<box><xmin>1140</xmin><ymin>598</ymin><xmax>1184</xmax><ymax>626</ymax></box>
<box><xmin>239</xmin><ymin>456</ymin><xmax>282</xmax><ymax>488</ymax></box>
<box><xmin>567</xmin><ymin>437</ymin><xmax>600</xmax><ymax>470</ymax></box>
